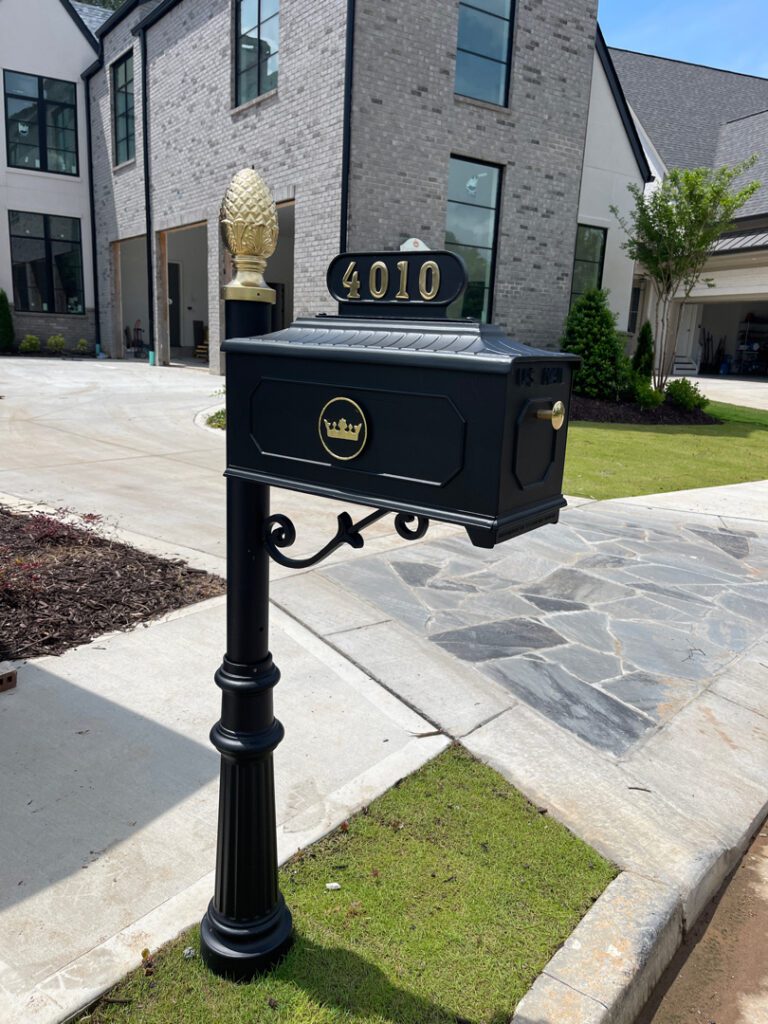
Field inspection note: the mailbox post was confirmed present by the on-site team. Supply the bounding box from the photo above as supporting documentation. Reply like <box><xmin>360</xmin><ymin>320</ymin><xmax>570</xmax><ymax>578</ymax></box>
<box><xmin>202</xmin><ymin>168</ymin><xmax>579</xmax><ymax>981</ymax></box>
<box><xmin>200</xmin><ymin>170</ymin><xmax>293</xmax><ymax>979</ymax></box>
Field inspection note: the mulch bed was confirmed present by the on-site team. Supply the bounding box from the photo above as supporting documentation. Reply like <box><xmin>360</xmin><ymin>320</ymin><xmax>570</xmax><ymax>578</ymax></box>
<box><xmin>0</xmin><ymin>508</ymin><xmax>224</xmax><ymax>661</ymax></box>
<box><xmin>571</xmin><ymin>395</ymin><xmax>721</xmax><ymax>425</ymax></box>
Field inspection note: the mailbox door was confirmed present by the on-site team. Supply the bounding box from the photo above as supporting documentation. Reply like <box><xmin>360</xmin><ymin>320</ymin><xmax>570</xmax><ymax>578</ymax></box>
<box><xmin>499</xmin><ymin>359</ymin><xmax>575</xmax><ymax>511</ymax></box>
<box><xmin>226</xmin><ymin>350</ymin><xmax>508</xmax><ymax>527</ymax></box>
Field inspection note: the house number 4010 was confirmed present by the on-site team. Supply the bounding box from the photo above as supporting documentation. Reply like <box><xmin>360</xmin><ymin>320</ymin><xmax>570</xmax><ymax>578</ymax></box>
<box><xmin>341</xmin><ymin>259</ymin><xmax>441</xmax><ymax>302</ymax></box>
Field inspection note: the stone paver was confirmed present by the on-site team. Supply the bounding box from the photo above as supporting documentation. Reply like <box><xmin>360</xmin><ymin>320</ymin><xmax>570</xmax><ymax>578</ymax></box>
<box><xmin>318</xmin><ymin>505</ymin><xmax>768</xmax><ymax>755</ymax></box>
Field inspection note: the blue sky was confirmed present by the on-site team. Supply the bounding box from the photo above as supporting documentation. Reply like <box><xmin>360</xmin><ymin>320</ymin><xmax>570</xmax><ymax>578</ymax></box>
<box><xmin>598</xmin><ymin>0</ymin><xmax>768</xmax><ymax>77</ymax></box>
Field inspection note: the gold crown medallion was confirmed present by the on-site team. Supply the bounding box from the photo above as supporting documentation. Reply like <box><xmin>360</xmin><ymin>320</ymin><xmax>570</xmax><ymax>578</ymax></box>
<box><xmin>323</xmin><ymin>417</ymin><xmax>362</xmax><ymax>441</ymax></box>
<box><xmin>318</xmin><ymin>398</ymin><xmax>368</xmax><ymax>461</ymax></box>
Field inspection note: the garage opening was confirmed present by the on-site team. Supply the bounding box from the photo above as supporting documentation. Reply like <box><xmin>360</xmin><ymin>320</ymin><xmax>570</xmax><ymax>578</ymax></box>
<box><xmin>116</xmin><ymin>234</ymin><xmax>149</xmax><ymax>357</ymax></box>
<box><xmin>698</xmin><ymin>300</ymin><xmax>768</xmax><ymax>376</ymax></box>
<box><xmin>164</xmin><ymin>223</ymin><xmax>208</xmax><ymax>365</ymax></box>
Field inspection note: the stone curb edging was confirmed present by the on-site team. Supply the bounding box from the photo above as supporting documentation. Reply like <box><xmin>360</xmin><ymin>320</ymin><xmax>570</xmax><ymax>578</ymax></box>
<box><xmin>193</xmin><ymin>403</ymin><xmax>225</xmax><ymax>435</ymax></box>
<box><xmin>510</xmin><ymin>816</ymin><xmax>765</xmax><ymax>1024</ymax></box>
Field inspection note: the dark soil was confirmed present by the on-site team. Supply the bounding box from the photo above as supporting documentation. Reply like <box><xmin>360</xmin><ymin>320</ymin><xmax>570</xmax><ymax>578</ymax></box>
<box><xmin>571</xmin><ymin>395</ymin><xmax>722</xmax><ymax>425</ymax></box>
<box><xmin>0</xmin><ymin>508</ymin><xmax>224</xmax><ymax>660</ymax></box>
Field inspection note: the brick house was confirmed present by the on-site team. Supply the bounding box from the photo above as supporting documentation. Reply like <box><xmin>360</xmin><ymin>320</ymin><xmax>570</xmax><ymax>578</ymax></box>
<box><xmin>2</xmin><ymin>0</ymin><xmax>651</xmax><ymax>367</ymax></box>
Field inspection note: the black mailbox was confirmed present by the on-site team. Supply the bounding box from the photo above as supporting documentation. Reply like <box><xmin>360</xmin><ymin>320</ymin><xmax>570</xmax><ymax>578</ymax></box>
<box><xmin>223</xmin><ymin>252</ymin><xmax>578</xmax><ymax>548</ymax></box>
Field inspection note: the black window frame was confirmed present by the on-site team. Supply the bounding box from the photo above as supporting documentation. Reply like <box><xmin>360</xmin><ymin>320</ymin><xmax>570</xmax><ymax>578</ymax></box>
<box><xmin>570</xmin><ymin>224</ymin><xmax>607</xmax><ymax>308</ymax></box>
<box><xmin>3</xmin><ymin>69</ymin><xmax>79</xmax><ymax>177</ymax></box>
<box><xmin>455</xmin><ymin>0</ymin><xmax>515</xmax><ymax>108</ymax></box>
<box><xmin>627</xmin><ymin>283</ymin><xmax>642</xmax><ymax>334</ymax></box>
<box><xmin>444</xmin><ymin>154</ymin><xmax>503</xmax><ymax>324</ymax></box>
<box><xmin>8</xmin><ymin>210</ymin><xmax>85</xmax><ymax>316</ymax></box>
<box><xmin>111</xmin><ymin>50</ymin><xmax>135</xmax><ymax>167</ymax></box>
<box><xmin>234</xmin><ymin>0</ymin><xmax>279</xmax><ymax>108</ymax></box>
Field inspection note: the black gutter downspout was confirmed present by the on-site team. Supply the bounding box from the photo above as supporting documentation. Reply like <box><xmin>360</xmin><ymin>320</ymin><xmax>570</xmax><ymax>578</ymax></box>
<box><xmin>84</xmin><ymin>74</ymin><xmax>101</xmax><ymax>350</ymax></box>
<box><xmin>139</xmin><ymin>27</ymin><xmax>155</xmax><ymax>357</ymax></box>
<box><xmin>339</xmin><ymin>0</ymin><xmax>355</xmax><ymax>251</ymax></box>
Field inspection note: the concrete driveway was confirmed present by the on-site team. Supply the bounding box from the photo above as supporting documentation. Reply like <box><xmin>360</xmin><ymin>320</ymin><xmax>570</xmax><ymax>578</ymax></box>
<box><xmin>688</xmin><ymin>374</ymin><xmax>768</xmax><ymax>410</ymax></box>
<box><xmin>1</xmin><ymin>357</ymin><xmax>767</xmax><ymax>1024</ymax></box>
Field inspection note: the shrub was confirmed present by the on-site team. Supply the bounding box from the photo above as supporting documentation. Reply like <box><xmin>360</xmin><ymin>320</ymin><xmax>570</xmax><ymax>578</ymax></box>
<box><xmin>0</xmin><ymin>289</ymin><xmax>14</xmax><ymax>352</ymax></box>
<box><xmin>46</xmin><ymin>334</ymin><xmax>66</xmax><ymax>354</ymax></box>
<box><xmin>632</xmin><ymin>320</ymin><xmax>654</xmax><ymax>382</ymax></box>
<box><xmin>75</xmin><ymin>338</ymin><xmax>91</xmax><ymax>355</ymax></box>
<box><xmin>634</xmin><ymin>379</ymin><xmax>665</xmax><ymax>410</ymax></box>
<box><xmin>19</xmin><ymin>334</ymin><xmax>41</xmax><ymax>353</ymax></box>
<box><xmin>665</xmin><ymin>378</ymin><xmax>709</xmax><ymax>412</ymax></box>
<box><xmin>560</xmin><ymin>289</ymin><xmax>631</xmax><ymax>402</ymax></box>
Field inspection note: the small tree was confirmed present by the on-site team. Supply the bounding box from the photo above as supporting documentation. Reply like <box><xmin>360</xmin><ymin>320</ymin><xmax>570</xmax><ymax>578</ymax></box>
<box><xmin>0</xmin><ymin>289</ymin><xmax>14</xmax><ymax>352</ymax></box>
<box><xmin>632</xmin><ymin>320</ymin><xmax>654</xmax><ymax>382</ymax></box>
<box><xmin>612</xmin><ymin>159</ymin><xmax>760</xmax><ymax>390</ymax></box>
<box><xmin>560</xmin><ymin>289</ymin><xmax>629</xmax><ymax>401</ymax></box>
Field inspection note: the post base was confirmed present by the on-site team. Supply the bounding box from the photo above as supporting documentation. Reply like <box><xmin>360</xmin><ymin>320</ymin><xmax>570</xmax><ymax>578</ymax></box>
<box><xmin>200</xmin><ymin>897</ymin><xmax>294</xmax><ymax>980</ymax></box>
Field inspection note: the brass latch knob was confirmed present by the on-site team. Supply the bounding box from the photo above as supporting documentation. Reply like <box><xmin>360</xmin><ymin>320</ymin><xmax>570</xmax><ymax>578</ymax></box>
<box><xmin>536</xmin><ymin>400</ymin><xmax>565</xmax><ymax>430</ymax></box>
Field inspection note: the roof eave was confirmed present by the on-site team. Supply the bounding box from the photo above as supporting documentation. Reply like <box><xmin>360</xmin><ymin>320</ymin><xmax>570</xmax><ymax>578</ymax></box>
<box><xmin>58</xmin><ymin>0</ymin><xmax>100</xmax><ymax>53</ymax></box>
<box><xmin>596</xmin><ymin>24</ymin><xmax>654</xmax><ymax>184</ymax></box>
<box><xmin>132</xmin><ymin>0</ymin><xmax>184</xmax><ymax>34</ymax></box>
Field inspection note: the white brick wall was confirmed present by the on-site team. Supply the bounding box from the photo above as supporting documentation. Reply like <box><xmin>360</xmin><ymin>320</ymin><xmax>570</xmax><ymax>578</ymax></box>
<box><xmin>90</xmin><ymin>0</ymin><xmax>347</xmax><ymax>367</ymax></box>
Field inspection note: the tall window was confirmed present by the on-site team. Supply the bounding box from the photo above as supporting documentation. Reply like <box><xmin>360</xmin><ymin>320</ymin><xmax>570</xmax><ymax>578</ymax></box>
<box><xmin>235</xmin><ymin>0</ymin><xmax>279</xmax><ymax>106</ymax></box>
<box><xmin>9</xmin><ymin>211</ymin><xmax>84</xmax><ymax>315</ymax></box>
<box><xmin>570</xmin><ymin>225</ymin><xmax>607</xmax><ymax>307</ymax></box>
<box><xmin>455</xmin><ymin>0</ymin><xmax>514</xmax><ymax>106</ymax></box>
<box><xmin>627</xmin><ymin>284</ymin><xmax>642</xmax><ymax>333</ymax></box>
<box><xmin>445</xmin><ymin>156</ymin><xmax>501</xmax><ymax>322</ymax></box>
<box><xmin>3</xmin><ymin>70</ymin><xmax>78</xmax><ymax>175</ymax></box>
<box><xmin>112</xmin><ymin>52</ymin><xmax>135</xmax><ymax>165</ymax></box>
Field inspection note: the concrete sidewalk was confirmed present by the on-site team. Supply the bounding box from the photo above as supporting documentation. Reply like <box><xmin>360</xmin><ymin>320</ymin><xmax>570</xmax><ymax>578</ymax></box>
<box><xmin>2</xmin><ymin>359</ymin><xmax>767</xmax><ymax>1024</ymax></box>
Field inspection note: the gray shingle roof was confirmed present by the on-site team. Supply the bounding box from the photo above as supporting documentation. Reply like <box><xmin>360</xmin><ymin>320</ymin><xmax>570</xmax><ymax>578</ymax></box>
<box><xmin>608</xmin><ymin>48</ymin><xmax>768</xmax><ymax>171</ymax></box>
<box><xmin>71</xmin><ymin>0</ymin><xmax>111</xmax><ymax>36</ymax></box>
<box><xmin>715</xmin><ymin>109</ymin><xmax>768</xmax><ymax>218</ymax></box>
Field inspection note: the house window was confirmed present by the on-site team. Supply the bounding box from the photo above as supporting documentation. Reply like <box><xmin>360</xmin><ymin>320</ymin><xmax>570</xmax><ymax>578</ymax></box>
<box><xmin>112</xmin><ymin>52</ymin><xmax>135</xmax><ymax>165</ymax></box>
<box><xmin>455</xmin><ymin>0</ymin><xmax>514</xmax><ymax>106</ymax></box>
<box><xmin>3</xmin><ymin>70</ymin><xmax>78</xmax><ymax>175</ymax></box>
<box><xmin>627</xmin><ymin>284</ymin><xmax>642</xmax><ymax>333</ymax></box>
<box><xmin>445</xmin><ymin>156</ymin><xmax>502</xmax><ymax>322</ymax></box>
<box><xmin>9</xmin><ymin>211</ymin><xmax>84</xmax><ymax>314</ymax></box>
<box><xmin>235</xmin><ymin>0</ymin><xmax>279</xmax><ymax>106</ymax></box>
<box><xmin>570</xmin><ymin>225</ymin><xmax>607</xmax><ymax>307</ymax></box>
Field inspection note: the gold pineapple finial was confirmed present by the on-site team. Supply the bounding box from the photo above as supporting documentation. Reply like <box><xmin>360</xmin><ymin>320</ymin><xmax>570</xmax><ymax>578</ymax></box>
<box><xmin>219</xmin><ymin>168</ymin><xmax>278</xmax><ymax>303</ymax></box>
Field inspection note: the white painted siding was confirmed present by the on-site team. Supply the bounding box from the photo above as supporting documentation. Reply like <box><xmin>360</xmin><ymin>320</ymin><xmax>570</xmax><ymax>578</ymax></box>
<box><xmin>0</xmin><ymin>0</ymin><xmax>96</xmax><ymax>327</ymax></box>
<box><xmin>578</xmin><ymin>51</ymin><xmax>645</xmax><ymax>332</ymax></box>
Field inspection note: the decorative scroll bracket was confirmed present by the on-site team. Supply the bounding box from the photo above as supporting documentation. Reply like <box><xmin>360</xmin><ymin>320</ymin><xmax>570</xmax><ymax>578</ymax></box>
<box><xmin>264</xmin><ymin>508</ymin><xmax>430</xmax><ymax>570</ymax></box>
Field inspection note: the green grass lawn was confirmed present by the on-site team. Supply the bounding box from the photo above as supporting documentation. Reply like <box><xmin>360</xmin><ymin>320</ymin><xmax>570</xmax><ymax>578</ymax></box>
<box><xmin>564</xmin><ymin>400</ymin><xmax>768</xmax><ymax>501</ymax></box>
<box><xmin>78</xmin><ymin>747</ymin><xmax>615</xmax><ymax>1024</ymax></box>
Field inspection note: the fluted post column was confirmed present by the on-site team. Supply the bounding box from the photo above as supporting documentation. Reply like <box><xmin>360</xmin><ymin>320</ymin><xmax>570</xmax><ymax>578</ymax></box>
<box><xmin>200</xmin><ymin>170</ymin><xmax>293</xmax><ymax>979</ymax></box>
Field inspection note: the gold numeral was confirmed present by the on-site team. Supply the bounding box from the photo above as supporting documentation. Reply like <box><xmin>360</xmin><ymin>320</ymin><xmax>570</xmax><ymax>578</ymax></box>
<box><xmin>418</xmin><ymin>260</ymin><xmax>440</xmax><ymax>300</ymax></box>
<box><xmin>395</xmin><ymin>260</ymin><xmax>409</xmax><ymax>299</ymax></box>
<box><xmin>369</xmin><ymin>260</ymin><xmax>389</xmax><ymax>299</ymax></box>
<box><xmin>342</xmin><ymin>260</ymin><xmax>360</xmax><ymax>299</ymax></box>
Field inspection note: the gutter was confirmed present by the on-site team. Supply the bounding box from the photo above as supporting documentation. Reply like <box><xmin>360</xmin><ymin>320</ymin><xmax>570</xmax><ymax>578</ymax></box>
<box><xmin>138</xmin><ymin>27</ymin><xmax>155</xmax><ymax>355</ymax></box>
<box><xmin>84</xmin><ymin>74</ymin><xmax>101</xmax><ymax>350</ymax></box>
<box><xmin>339</xmin><ymin>0</ymin><xmax>356</xmax><ymax>251</ymax></box>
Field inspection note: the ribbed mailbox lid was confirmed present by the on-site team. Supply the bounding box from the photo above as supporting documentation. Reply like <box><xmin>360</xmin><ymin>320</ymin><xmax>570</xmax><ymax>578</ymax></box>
<box><xmin>223</xmin><ymin>316</ymin><xmax>567</xmax><ymax>369</ymax></box>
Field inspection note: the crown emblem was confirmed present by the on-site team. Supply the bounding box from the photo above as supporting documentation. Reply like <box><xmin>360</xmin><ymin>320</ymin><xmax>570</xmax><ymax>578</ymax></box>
<box><xmin>323</xmin><ymin>417</ymin><xmax>362</xmax><ymax>441</ymax></box>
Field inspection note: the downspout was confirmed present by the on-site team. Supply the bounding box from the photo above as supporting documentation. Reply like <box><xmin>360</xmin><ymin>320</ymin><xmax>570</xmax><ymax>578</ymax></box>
<box><xmin>84</xmin><ymin>74</ymin><xmax>101</xmax><ymax>349</ymax></box>
<box><xmin>339</xmin><ymin>0</ymin><xmax>355</xmax><ymax>251</ymax></box>
<box><xmin>139</xmin><ymin>26</ymin><xmax>155</xmax><ymax>356</ymax></box>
